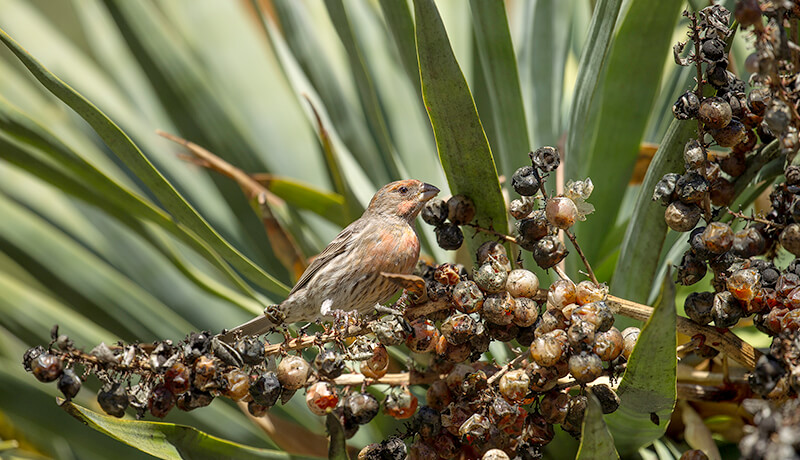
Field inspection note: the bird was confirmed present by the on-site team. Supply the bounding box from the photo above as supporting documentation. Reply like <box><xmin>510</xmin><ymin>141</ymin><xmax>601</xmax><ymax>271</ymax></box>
<box><xmin>220</xmin><ymin>179</ymin><xmax>439</xmax><ymax>341</ymax></box>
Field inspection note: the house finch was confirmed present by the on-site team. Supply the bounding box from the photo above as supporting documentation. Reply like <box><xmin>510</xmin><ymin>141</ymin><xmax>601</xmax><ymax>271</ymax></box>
<box><xmin>221</xmin><ymin>179</ymin><xmax>439</xmax><ymax>340</ymax></box>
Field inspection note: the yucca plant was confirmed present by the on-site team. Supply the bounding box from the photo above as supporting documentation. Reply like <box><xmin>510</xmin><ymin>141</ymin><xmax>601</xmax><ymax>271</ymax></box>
<box><xmin>0</xmin><ymin>0</ymin><xmax>795</xmax><ymax>459</ymax></box>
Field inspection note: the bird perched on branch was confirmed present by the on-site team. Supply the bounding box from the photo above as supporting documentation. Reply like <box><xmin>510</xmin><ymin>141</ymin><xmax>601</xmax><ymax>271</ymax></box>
<box><xmin>221</xmin><ymin>179</ymin><xmax>439</xmax><ymax>340</ymax></box>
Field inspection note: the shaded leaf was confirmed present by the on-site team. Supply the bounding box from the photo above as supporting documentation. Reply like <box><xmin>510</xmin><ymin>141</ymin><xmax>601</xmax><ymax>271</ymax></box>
<box><xmin>564</xmin><ymin>0</ymin><xmax>622</xmax><ymax>180</ymax></box>
<box><xmin>574</xmin><ymin>0</ymin><xmax>684</xmax><ymax>265</ymax></box>
<box><xmin>326</xmin><ymin>413</ymin><xmax>350</xmax><ymax>460</ymax></box>
<box><xmin>606</xmin><ymin>272</ymin><xmax>678</xmax><ymax>456</ymax></box>
<box><xmin>611</xmin><ymin>118</ymin><xmax>695</xmax><ymax>303</ymax></box>
<box><xmin>469</xmin><ymin>0</ymin><xmax>530</xmax><ymax>184</ymax></box>
<box><xmin>576</xmin><ymin>392</ymin><xmax>619</xmax><ymax>460</ymax></box>
<box><xmin>251</xmin><ymin>174</ymin><xmax>349</xmax><ymax>228</ymax></box>
<box><xmin>60</xmin><ymin>401</ymin><xmax>313</xmax><ymax>460</ymax></box>
<box><xmin>413</xmin><ymin>0</ymin><xmax>508</xmax><ymax>256</ymax></box>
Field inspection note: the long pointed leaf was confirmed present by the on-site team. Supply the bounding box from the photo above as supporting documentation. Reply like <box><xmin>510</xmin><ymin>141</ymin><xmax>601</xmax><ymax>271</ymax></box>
<box><xmin>574</xmin><ymin>0</ymin><xmax>684</xmax><ymax>265</ymax></box>
<box><xmin>414</xmin><ymin>0</ymin><xmax>508</xmax><ymax>255</ymax></box>
<box><xmin>469</xmin><ymin>0</ymin><xmax>530</xmax><ymax>184</ymax></box>
<box><xmin>576</xmin><ymin>392</ymin><xmax>619</xmax><ymax>460</ymax></box>
<box><xmin>60</xmin><ymin>402</ymin><xmax>315</xmax><ymax>460</ymax></box>
<box><xmin>565</xmin><ymin>0</ymin><xmax>622</xmax><ymax>184</ymax></box>
<box><xmin>606</xmin><ymin>273</ymin><xmax>677</xmax><ymax>456</ymax></box>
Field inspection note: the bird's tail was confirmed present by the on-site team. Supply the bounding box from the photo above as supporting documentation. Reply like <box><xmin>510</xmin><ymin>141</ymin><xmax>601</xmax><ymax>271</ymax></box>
<box><xmin>217</xmin><ymin>305</ymin><xmax>284</xmax><ymax>343</ymax></box>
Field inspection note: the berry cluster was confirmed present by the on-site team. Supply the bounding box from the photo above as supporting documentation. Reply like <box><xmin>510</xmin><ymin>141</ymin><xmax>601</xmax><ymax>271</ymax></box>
<box><xmin>422</xmin><ymin>194</ymin><xmax>475</xmax><ymax>250</ymax></box>
<box><xmin>654</xmin><ymin>2</ymin><xmax>800</xmax><ymax>402</ymax></box>
<box><xmin>739</xmin><ymin>397</ymin><xmax>800</xmax><ymax>459</ymax></box>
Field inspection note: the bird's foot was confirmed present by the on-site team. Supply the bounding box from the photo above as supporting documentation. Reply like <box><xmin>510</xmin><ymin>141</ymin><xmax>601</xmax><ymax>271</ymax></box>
<box><xmin>264</xmin><ymin>305</ymin><xmax>286</xmax><ymax>325</ymax></box>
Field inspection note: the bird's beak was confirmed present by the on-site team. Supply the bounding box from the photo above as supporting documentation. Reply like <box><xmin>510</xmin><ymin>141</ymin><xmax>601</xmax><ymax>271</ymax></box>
<box><xmin>419</xmin><ymin>183</ymin><xmax>440</xmax><ymax>202</ymax></box>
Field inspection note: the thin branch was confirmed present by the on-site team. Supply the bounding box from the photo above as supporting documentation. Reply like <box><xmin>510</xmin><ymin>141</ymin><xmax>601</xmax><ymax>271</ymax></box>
<box><xmin>727</xmin><ymin>208</ymin><xmax>786</xmax><ymax>229</ymax></box>
<box><xmin>564</xmin><ymin>230</ymin><xmax>599</xmax><ymax>286</ymax></box>
<box><xmin>465</xmin><ymin>223</ymin><xmax>518</xmax><ymax>244</ymax></box>
<box><xmin>487</xmin><ymin>352</ymin><xmax>529</xmax><ymax>385</ymax></box>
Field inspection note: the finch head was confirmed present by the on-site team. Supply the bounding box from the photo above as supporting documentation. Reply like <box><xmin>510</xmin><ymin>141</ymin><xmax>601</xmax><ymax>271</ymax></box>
<box><xmin>365</xmin><ymin>180</ymin><xmax>439</xmax><ymax>223</ymax></box>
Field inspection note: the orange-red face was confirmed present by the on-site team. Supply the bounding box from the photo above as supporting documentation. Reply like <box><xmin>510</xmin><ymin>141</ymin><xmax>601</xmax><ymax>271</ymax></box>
<box><xmin>367</xmin><ymin>180</ymin><xmax>440</xmax><ymax>221</ymax></box>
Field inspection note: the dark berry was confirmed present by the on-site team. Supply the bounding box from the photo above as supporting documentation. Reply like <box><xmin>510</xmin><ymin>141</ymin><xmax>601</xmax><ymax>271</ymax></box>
<box><xmin>701</xmin><ymin>38</ymin><xmax>726</xmax><ymax>62</ymax></box>
<box><xmin>512</xmin><ymin>166</ymin><xmax>541</xmax><ymax>196</ymax></box>
<box><xmin>591</xmin><ymin>384</ymin><xmax>620</xmax><ymax>414</ymax></box>
<box><xmin>414</xmin><ymin>405</ymin><xmax>441</xmax><ymax>439</ymax></box>
<box><xmin>675</xmin><ymin>171</ymin><xmax>709</xmax><ymax>204</ymax></box>
<box><xmin>422</xmin><ymin>199</ymin><xmax>448</xmax><ymax>226</ymax></box>
<box><xmin>164</xmin><ymin>362</ymin><xmax>191</xmax><ymax>395</ymax></box>
<box><xmin>435</xmin><ymin>223</ymin><xmax>464</xmax><ymax>250</ymax></box>
<box><xmin>677</xmin><ymin>251</ymin><xmax>707</xmax><ymax>285</ymax></box>
<box><xmin>97</xmin><ymin>383</ymin><xmax>128</xmax><ymax>418</ymax></box>
<box><xmin>57</xmin><ymin>368</ymin><xmax>81</xmax><ymax>400</ymax></box>
<box><xmin>684</xmin><ymin>291</ymin><xmax>714</xmax><ymax>325</ymax></box>
<box><xmin>532</xmin><ymin>235</ymin><xmax>568</xmax><ymax>269</ymax></box>
<box><xmin>148</xmin><ymin>384</ymin><xmax>175</xmax><ymax>418</ymax></box>
<box><xmin>712</xmin><ymin>291</ymin><xmax>743</xmax><ymax>328</ymax></box>
<box><xmin>701</xmin><ymin>222</ymin><xmax>733</xmax><ymax>254</ymax></box>
<box><xmin>250</xmin><ymin>372</ymin><xmax>281</xmax><ymax>407</ymax></box>
<box><xmin>235</xmin><ymin>337</ymin><xmax>264</xmax><ymax>366</ymax></box>
<box><xmin>176</xmin><ymin>390</ymin><xmax>213</xmax><ymax>412</ymax></box>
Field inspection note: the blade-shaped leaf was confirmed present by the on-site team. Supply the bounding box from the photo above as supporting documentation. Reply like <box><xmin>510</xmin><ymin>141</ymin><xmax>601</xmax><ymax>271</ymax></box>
<box><xmin>564</xmin><ymin>0</ymin><xmax>622</xmax><ymax>180</ymax></box>
<box><xmin>323</xmin><ymin>0</ymin><xmax>402</xmax><ymax>182</ymax></box>
<box><xmin>518</xmin><ymin>0</ymin><xmax>571</xmax><ymax>149</ymax></box>
<box><xmin>60</xmin><ymin>401</ymin><xmax>316</xmax><ymax>460</ymax></box>
<box><xmin>414</xmin><ymin>0</ymin><xmax>509</xmax><ymax>255</ymax></box>
<box><xmin>326</xmin><ymin>413</ymin><xmax>350</xmax><ymax>460</ymax></box>
<box><xmin>574</xmin><ymin>0</ymin><xmax>684</xmax><ymax>266</ymax></box>
<box><xmin>611</xmin><ymin>118</ymin><xmax>695</xmax><ymax>303</ymax></box>
<box><xmin>576</xmin><ymin>392</ymin><xmax>619</xmax><ymax>460</ymax></box>
<box><xmin>606</xmin><ymin>273</ymin><xmax>677</xmax><ymax>456</ymax></box>
<box><xmin>0</xmin><ymin>27</ymin><xmax>291</xmax><ymax>298</ymax></box>
<box><xmin>469</xmin><ymin>0</ymin><xmax>530</xmax><ymax>184</ymax></box>
<box><xmin>377</xmin><ymin>0</ymin><xmax>420</xmax><ymax>96</ymax></box>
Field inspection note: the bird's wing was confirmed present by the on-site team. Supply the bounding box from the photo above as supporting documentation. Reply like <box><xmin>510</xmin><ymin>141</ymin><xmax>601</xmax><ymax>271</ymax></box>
<box><xmin>289</xmin><ymin>224</ymin><xmax>357</xmax><ymax>296</ymax></box>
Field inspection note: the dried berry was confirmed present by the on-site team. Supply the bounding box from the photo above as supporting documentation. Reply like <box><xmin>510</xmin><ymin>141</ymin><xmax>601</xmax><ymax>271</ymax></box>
<box><xmin>675</xmin><ymin>171</ymin><xmax>709</xmax><ymax>204</ymax></box>
<box><xmin>306</xmin><ymin>382</ymin><xmax>338</xmax><ymax>416</ymax></box>
<box><xmin>531</xmin><ymin>329</ymin><xmax>569</xmax><ymax>367</ymax></box>
<box><xmin>422</xmin><ymin>199</ymin><xmax>448</xmax><ymax>226</ymax></box>
<box><xmin>473</xmin><ymin>261</ymin><xmax>509</xmax><ymax>294</ymax></box>
<box><xmin>512</xmin><ymin>166</ymin><xmax>541</xmax><ymax>196</ymax></box>
<box><xmin>530</xmin><ymin>146</ymin><xmax>560</xmax><ymax>172</ymax></box>
<box><xmin>575</xmin><ymin>281</ymin><xmax>607</xmax><ymax>305</ymax></box>
<box><xmin>505</xmin><ymin>269</ymin><xmax>539</xmax><ymax>298</ymax></box>
<box><xmin>250</xmin><ymin>372</ymin><xmax>281</xmax><ymax>407</ymax></box>
<box><xmin>684</xmin><ymin>291</ymin><xmax>714</xmax><ymax>325</ymax></box>
<box><xmin>731</xmin><ymin>227</ymin><xmax>766</xmax><ymax>258</ymax></box>
<box><xmin>98</xmin><ymin>383</ymin><xmax>128</xmax><ymax>418</ymax></box>
<box><xmin>712</xmin><ymin>291</ymin><xmax>743</xmax><ymax>328</ymax></box>
<box><xmin>548</xmin><ymin>279</ymin><xmax>577</xmax><ymax>309</ymax></box>
<box><xmin>384</xmin><ymin>388</ymin><xmax>418</xmax><ymax>419</ymax></box>
<box><xmin>435</xmin><ymin>223</ymin><xmax>464</xmax><ymax>250</ymax></box>
<box><xmin>780</xmin><ymin>224</ymin><xmax>800</xmax><ymax>256</ymax></box>
<box><xmin>176</xmin><ymin>390</ymin><xmax>214</xmax><ymax>412</ymax></box>
<box><xmin>698</xmin><ymin>97</ymin><xmax>732</xmax><ymax>129</ymax></box>
<box><xmin>701</xmin><ymin>222</ymin><xmax>733</xmax><ymax>254</ymax></box>
<box><xmin>447</xmin><ymin>195</ymin><xmax>476</xmax><ymax>225</ymax></box>
<box><xmin>591</xmin><ymin>384</ymin><xmax>620</xmax><ymax>414</ymax></box>
<box><xmin>148</xmin><ymin>384</ymin><xmax>175</xmax><ymax>418</ymax></box>
<box><xmin>664</xmin><ymin>201</ymin><xmax>701</xmax><ymax>232</ymax></box>
<box><xmin>362</xmin><ymin>344</ymin><xmax>390</xmax><ymax>380</ymax></box>
<box><xmin>592</xmin><ymin>327</ymin><xmax>624</xmax><ymax>361</ymax></box>
<box><xmin>193</xmin><ymin>355</ymin><xmax>218</xmax><ymax>391</ymax></box>
<box><xmin>452</xmin><ymin>280</ymin><xmax>484</xmax><ymax>314</ymax></box>
<box><xmin>314</xmin><ymin>349</ymin><xmax>344</xmax><ymax>379</ymax></box>
<box><xmin>441</xmin><ymin>314</ymin><xmax>478</xmax><ymax>345</ymax></box>
<box><xmin>513</xmin><ymin>297</ymin><xmax>539</xmax><ymax>328</ymax></box>
<box><xmin>727</xmin><ymin>268</ymin><xmax>761</xmax><ymax>302</ymax></box>
<box><xmin>545</xmin><ymin>196</ymin><xmax>578</xmax><ymax>229</ymax></box>
<box><xmin>673</xmin><ymin>91</ymin><xmax>700</xmax><ymax>120</ymax></box>
<box><xmin>406</xmin><ymin>319</ymin><xmax>440</xmax><ymax>353</ymax></box>
<box><xmin>164</xmin><ymin>362</ymin><xmax>190</xmax><ymax>395</ymax></box>
<box><xmin>498</xmin><ymin>369</ymin><xmax>530</xmax><ymax>403</ymax></box>
<box><xmin>235</xmin><ymin>336</ymin><xmax>264</xmax><ymax>366</ymax></box>
<box><xmin>621</xmin><ymin>327</ymin><xmax>640</xmax><ymax>360</ymax></box>
<box><xmin>57</xmin><ymin>368</ymin><xmax>81</xmax><ymax>400</ymax></box>
<box><xmin>277</xmin><ymin>355</ymin><xmax>310</xmax><ymax>390</ymax></box>
<box><xmin>653</xmin><ymin>173</ymin><xmax>680</xmax><ymax>205</ymax></box>
<box><xmin>482</xmin><ymin>292</ymin><xmax>516</xmax><ymax>326</ymax></box>
<box><xmin>568</xmin><ymin>351</ymin><xmax>603</xmax><ymax>383</ymax></box>
<box><xmin>414</xmin><ymin>405</ymin><xmax>442</xmax><ymax>439</ymax></box>
<box><xmin>532</xmin><ymin>235</ymin><xmax>568</xmax><ymax>269</ymax></box>
<box><xmin>223</xmin><ymin>369</ymin><xmax>250</xmax><ymax>401</ymax></box>
<box><xmin>677</xmin><ymin>251</ymin><xmax>707</xmax><ymax>285</ymax></box>
<box><xmin>31</xmin><ymin>352</ymin><xmax>63</xmax><ymax>383</ymax></box>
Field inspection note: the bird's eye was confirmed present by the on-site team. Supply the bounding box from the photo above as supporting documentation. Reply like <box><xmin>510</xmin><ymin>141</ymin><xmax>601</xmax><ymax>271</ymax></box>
<box><xmin>398</xmin><ymin>186</ymin><xmax>409</xmax><ymax>195</ymax></box>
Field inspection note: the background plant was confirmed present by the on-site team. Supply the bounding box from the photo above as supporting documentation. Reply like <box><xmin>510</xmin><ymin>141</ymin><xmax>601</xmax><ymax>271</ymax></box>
<box><xmin>0</xmin><ymin>0</ymin><xmax>783</xmax><ymax>459</ymax></box>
